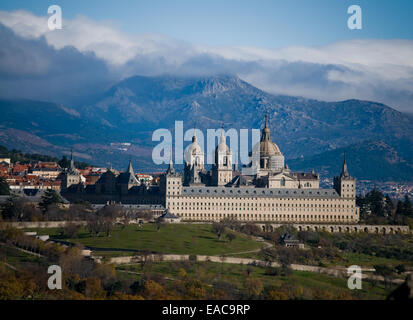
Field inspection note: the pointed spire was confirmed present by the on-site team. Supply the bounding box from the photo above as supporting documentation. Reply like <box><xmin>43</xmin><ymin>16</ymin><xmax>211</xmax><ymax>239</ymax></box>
<box><xmin>341</xmin><ymin>152</ymin><xmax>349</xmax><ymax>177</ymax></box>
<box><xmin>261</xmin><ymin>114</ymin><xmax>271</xmax><ymax>142</ymax></box>
<box><xmin>166</xmin><ymin>152</ymin><xmax>175</xmax><ymax>175</ymax></box>
<box><xmin>192</xmin><ymin>123</ymin><xmax>197</xmax><ymax>143</ymax></box>
<box><xmin>69</xmin><ymin>148</ymin><xmax>76</xmax><ymax>171</ymax></box>
<box><xmin>127</xmin><ymin>159</ymin><xmax>134</xmax><ymax>174</ymax></box>
<box><xmin>219</xmin><ymin>124</ymin><xmax>225</xmax><ymax>145</ymax></box>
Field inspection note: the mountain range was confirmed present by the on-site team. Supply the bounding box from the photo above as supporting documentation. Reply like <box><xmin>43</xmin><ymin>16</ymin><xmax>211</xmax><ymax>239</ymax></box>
<box><xmin>0</xmin><ymin>74</ymin><xmax>412</xmax><ymax>181</ymax></box>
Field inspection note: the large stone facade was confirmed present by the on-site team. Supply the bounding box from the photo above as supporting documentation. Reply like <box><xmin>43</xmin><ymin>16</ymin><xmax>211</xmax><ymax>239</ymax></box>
<box><xmin>162</xmin><ymin>116</ymin><xmax>359</xmax><ymax>224</ymax></box>
<box><xmin>61</xmin><ymin>160</ymin><xmax>163</xmax><ymax>205</ymax></box>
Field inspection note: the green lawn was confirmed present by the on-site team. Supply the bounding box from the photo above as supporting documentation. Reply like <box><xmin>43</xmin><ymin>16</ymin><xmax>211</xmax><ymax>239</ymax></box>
<box><xmin>117</xmin><ymin>261</ymin><xmax>390</xmax><ymax>300</ymax></box>
<box><xmin>40</xmin><ymin>224</ymin><xmax>264</xmax><ymax>256</ymax></box>
<box><xmin>0</xmin><ymin>245</ymin><xmax>47</xmax><ymax>270</ymax></box>
<box><xmin>340</xmin><ymin>252</ymin><xmax>412</xmax><ymax>268</ymax></box>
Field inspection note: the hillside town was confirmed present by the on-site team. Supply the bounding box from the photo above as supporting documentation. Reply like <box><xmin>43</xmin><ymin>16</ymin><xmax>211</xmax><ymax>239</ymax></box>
<box><xmin>0</xmin><ymin>155</ymin><xmax>157</xmax><ymax>197</ymax></box>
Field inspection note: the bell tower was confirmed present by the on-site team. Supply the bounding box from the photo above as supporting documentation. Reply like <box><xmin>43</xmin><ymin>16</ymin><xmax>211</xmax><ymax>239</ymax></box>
<box><xmin>212</xmin><ymin>126</ymin><xmax>233</xmax><ymax>186</ymax></box>
<box><xmin>184</xmin><ymin>127</ymin><xmax>205</xmax><ymax>185</ymax></box>
<box><xmin>334</xmin><ymin>153</ymin><xmax>356</xmax><ymax>198</ymax></box>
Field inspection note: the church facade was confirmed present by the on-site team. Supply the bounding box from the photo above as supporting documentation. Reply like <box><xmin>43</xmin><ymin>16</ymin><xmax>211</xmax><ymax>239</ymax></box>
<box><xmin>161</xmin><ymin>116</ymin><xmax>359</xmax><ymax>224</ymax></box>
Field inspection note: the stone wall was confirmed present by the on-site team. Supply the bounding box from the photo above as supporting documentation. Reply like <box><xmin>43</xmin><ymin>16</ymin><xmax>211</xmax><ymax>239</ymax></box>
<box><xmin>257</xmin><ymin>223</ymin><xmax>411</xmax><ymax>234</ymax></box>
<box><xmin>5</xmin><ymin>221</ymin><xmax>87</xmax><ymax>229</ymax></box>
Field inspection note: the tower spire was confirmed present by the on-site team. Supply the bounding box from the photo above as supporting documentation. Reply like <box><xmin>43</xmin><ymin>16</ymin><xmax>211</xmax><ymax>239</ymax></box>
<box><xmin>127</xmin><ymin>159</ymin><xmax>134</xmax><ymax>174</ymax></box>
<box><xmin>341</xmin><ymin>152</ymin><xmax>349</xmax><ymax>177</ymax></box>
<box><xmin>166</xmin><ymin>151</ymin><xmax>175</xmax><ymax>175</ymax></box>
<box><xmin>192</xmin><ymin>123</ymin><xmax>197</xmax><ymax>142</ymax></box>
<box><xmin>219</xmin><ymin>124</ymin><xmax>225</xmax><ymax>145</ymax></box>
<box><xmin>69</xmin><ymin>148</ymin><xmax>75</xmax><ymax>171</ymax></box>
<box><xmin>261</xmin><ymin>114</ymin><xmax>271</xmax><ymax>141</ymax></box>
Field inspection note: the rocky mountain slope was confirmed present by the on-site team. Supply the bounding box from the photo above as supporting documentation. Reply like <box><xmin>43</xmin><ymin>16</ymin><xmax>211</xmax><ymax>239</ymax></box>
<box><xmin>0</xmin><ymin>75</ymin><xmax>412</xmax><ymax>179</ymax></box>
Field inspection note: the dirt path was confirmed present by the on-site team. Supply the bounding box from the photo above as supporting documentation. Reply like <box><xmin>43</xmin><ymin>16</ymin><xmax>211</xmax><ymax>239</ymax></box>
<box><xmin>0</xmin><ymin>242</ymin><xmax>44</xmax><ymax>258</ymax></box>
<box><xmin>110</xmin><ymin>253</ymin><xmax>405</xmax><ymax>285</ymax></box>
<box><xmin>222</xmin><ymin>236</ymin><xmax>273</xmax><ymax>256</ymax></box>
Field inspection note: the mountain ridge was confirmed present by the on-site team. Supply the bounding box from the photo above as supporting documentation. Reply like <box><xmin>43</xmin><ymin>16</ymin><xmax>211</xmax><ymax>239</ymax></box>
<box><xmin>0</xmin><ymin>74</ymin><xmax>412</xmax><ymax>180</ymax></box>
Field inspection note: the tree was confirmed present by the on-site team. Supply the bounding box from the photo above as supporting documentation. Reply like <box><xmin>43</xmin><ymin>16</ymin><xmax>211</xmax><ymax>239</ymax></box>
<box><xmin>225</xmin><ymin>232</ymin><xmax>236</xmax><ymax>243</ymax></box>
<box><xmin>95</xmin><ymin>204</ymin><xmax>121</xmax><ymax>237</ymax></box>
<box><xmin>277</xmin><ymin>247</ymin><xmax>297</xmax><ymax>268</ymax></box>
<box><xmin>395</xmin><ymin>264</ymin><xmax>406</xmax><ymax>275</ymax></box>
<box><xmin>374</xmin><ymin>264</ymin><xmax>394</xmax><ymax>290</ymax></box>
<box><xmin>402</xmin><ymin>195</ymin><xmax>413</xmax><ymax>217</ymax></box>
<box><xmin>0</xmin><ymin>177</ymin><xmax>10</xmax><ymax>195</ymax></box>
<box><xmin>155</xmin><ymin>217</ymin><xmax>165</xmax><ymax>232</ymax></box>
<box><xmin>384</xmin><ymin>195</ymin><xmax>394</xmax><ymax>217</ymax></box>
<box><xmin>143</xmin><ymin>280</ymin><xmax>167</xmax><ymax>299</ymax></box>
<box><xmin>0</xmin><ymin>196</ymin><xmax>27</xmax><ymax>221</ymax></box>
<box><xmin>39</xmin><ymin>190</ymin><xmax>63</xmax><ymax>213</ymax></box>
<box><xmin>61</xmin><ymin>222</ymin><xmax>81</xmax><ymax>238</ymax></box>
<box><xmin>212</xmin><ymin>222</ymin><xmax>226</xmax><ymax>240</ymax></box>
<box><xmin>395</xmin><ymin>200</ymin><xmax>404</xmax><ymax>216</ymax></box>
<box><xmin>58</xmin><ymin>156</ymin><xmax>69</xmax><ymax>169</ymax></box>
<box><xmin>86</xmin><ymin>215</ymin><xmax>105</xmax><ymax>237</ymax></box>
<box><xmin>244</xmin><ymin>278</ymin><xmax>263</xmax><ymax>298</ymax></box>
<box><xmin>366</xmin><ymin>189</ymin><xmax>385</xmax><ymax>217</ymax></box>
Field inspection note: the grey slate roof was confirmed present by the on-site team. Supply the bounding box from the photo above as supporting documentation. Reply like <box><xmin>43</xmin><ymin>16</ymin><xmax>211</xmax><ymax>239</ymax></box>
<box><xmin>181</xmin><ymin>186</ymin><xmax>340</xmax><ymax>198</ymax></box>
<box><xmin>92</xmin><ymin>203</ymin><xmax>165</xmax><ymax>210</ymax></box>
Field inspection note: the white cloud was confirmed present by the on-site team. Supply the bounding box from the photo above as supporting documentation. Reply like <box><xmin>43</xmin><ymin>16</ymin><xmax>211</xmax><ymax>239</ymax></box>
<box><xmin>0</xmin><ymin>9</ymin><xmax>413</xmax><ymax>112</ymax></box>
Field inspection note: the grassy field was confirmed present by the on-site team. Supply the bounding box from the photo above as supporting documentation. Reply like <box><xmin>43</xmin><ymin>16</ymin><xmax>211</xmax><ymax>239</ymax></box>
<box><xmin>339</xmin><ymin>252</ymin><xmax>412</xmax><ymax>268</ymax></box>
<box><xmin>0</xmin><ymin>244</ymin><xmax>47</xmax><ymax>270</ymax></box>
<box><xmin>117</xmin><ymin>260</ymin><xmax>390</xmax><ymax>300</ymax></box>
<box><xmin>219</xmin><ymin>248</ymin><xmax>413</xmax><ymax>269</ymax></box>
<box><xmin>32</xmin><ymin>224</ymin><xmax>264</xmax><ymax>256</ymax></box>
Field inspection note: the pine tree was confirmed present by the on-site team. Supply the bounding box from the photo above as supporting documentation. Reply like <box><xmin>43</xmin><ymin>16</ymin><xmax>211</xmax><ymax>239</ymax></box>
<box><xmin>39</xmin><ymin>189</ymin><xmax>63</xmax><ymax>212</ymax></box>
<box><xmin>384</xmin><ymin>194</ymin><xmax>394</xmax><ymax>217</ymax></box>
<box><xmin>395</xmin><ymin>200</ymin><xmax>403</xmax><ymax>216</ymax></box>
<box><xmin>366</xmin><ymin>189</ymin><xmax>385</xmax><ymax>217</ymax></box>
<box><xmin>402</xmin><ymin>195</ymin><xmax>413</xmax><ymax>217</ymax></box>
<box><xmin>0</xmin><ymin>177</ymin><xmax>10</xmax><ymax>195</ymax></box>
<box><xmin>58</xmin><ymin>156</ymin><xmax>69</xmax><ymax>169</ymax></box>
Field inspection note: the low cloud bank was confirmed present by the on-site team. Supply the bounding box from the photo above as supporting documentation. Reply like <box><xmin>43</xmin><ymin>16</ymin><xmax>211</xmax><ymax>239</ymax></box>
<box><xmin>1</xmin><ymin>10</ymin><xmax>413</xmax><ymax>111</ymax></box>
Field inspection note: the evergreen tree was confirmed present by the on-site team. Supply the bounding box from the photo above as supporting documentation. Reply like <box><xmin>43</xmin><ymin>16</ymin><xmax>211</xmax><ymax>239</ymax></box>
<box><xmin>58</xmin><ymin>156</ymin><xmax>69</xmax><ymax>169</ymax></box>
<box><xmin>0</xmin><ymin>176</ymin><xmax>10</xmax><ymax>195</ymax></box>
<box><xmin>0</xmin><ymin>196</ymin><xmax>26</xmax><ymax>221</ymax></box>
<box><xmin>395</xmin><ymin>200</ymin><xmax>404</xmax><ymax>216</ymax></box>
<box><xmin>39</xmin><ymin>189</ymin><xmax>63</xmax><ymax>212</ymax></box>
<box><xmin>356</xmin><ymin>195</ymin><xmax>369</xmax><ymax>219</ymax></box>
<box><xmin>366</xmin><ymin>189</ymin><xmax>385</xmax><ymax>217</ymax></box>
<box><xmin>384</xmin><ymin>194</ymin><xmax>394</xmax><ymax>217</ymax></box>
<box><xmin>402</xmin><ymin>195</ymin><xmax>413</xmax><ymax>217</ymax></box>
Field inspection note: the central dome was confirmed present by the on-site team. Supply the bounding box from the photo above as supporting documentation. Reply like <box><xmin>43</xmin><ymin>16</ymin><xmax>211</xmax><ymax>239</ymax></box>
<box><xmin>186</xmin><ymin>132</ymin><xmax>203</xmax><ymax>155</ymax></box>
<box><xmin>256</xmin><ymin>115</ymin><xmax>282</xmax><ymax>156</ymax></box>
<box><xmin>259</xmin><ymin>139</ymin><xmax>281</xmax><ymax>156</ymax></box>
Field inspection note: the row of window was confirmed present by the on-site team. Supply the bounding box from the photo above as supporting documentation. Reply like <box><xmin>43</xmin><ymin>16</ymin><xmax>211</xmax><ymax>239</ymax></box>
<box><xmin>178</xmin><ymin>212</ymin><xmax>356</xmax><ymax>221</ymax></box>
<box><xmin>170</xmin><ymin>207</ymin><xmax>354</xmax><ymax>214</ymax></box>
<box><xmin>168</xmin><ymin>202</ymin><xmax>354</xmax><ymax>208</ymax></box>
<box><xmin>173</xmin><ymin>196</ymin><xmax>349</xmax><ymax>201</ymax></box>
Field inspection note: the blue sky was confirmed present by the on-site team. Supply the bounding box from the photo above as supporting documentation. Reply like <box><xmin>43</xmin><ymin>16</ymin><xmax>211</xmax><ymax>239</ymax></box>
<box><xmin>1</xmin><ymin>0</ymin><xmax>413</xmax><ymax>47</ymax></box>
